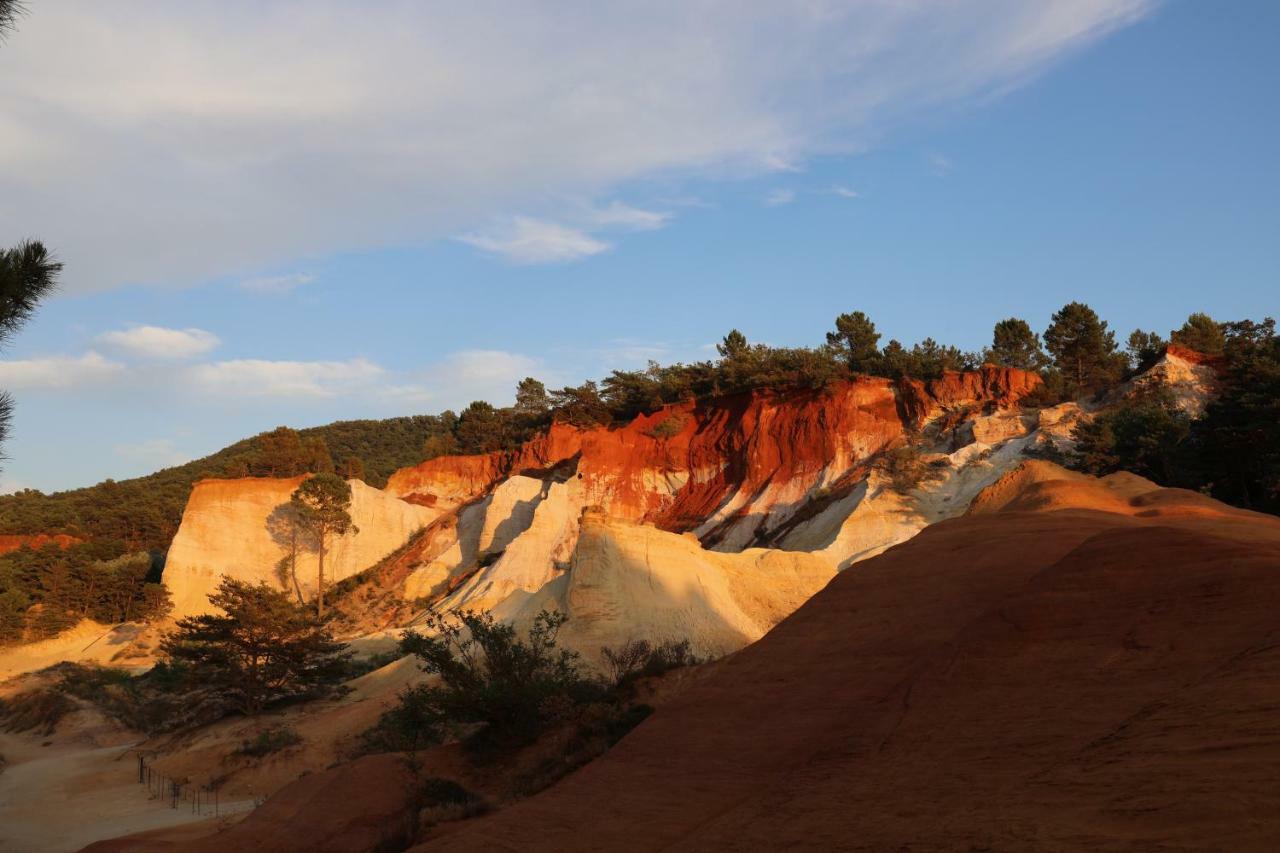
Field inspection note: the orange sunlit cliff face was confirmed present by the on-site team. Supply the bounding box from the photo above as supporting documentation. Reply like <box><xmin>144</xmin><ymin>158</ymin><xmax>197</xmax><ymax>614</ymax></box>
<box><xmin>388</xmin><ymin>366</ymin><xmax>1041</xmax><ymax>546</ymax></box>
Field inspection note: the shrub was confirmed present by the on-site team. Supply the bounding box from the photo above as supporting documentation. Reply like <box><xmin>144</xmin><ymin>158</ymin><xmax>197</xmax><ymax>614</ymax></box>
<box><xmin>880</xmin><ymin>444</ymin><xmax>942</xmax><ymax>493</ymax></box>
<box><xmin>1071</xmin><ymin>390</ymin><xmax>1191</xmax><ymax>483</ymax></box>
<box><xmin>644</xmin><ymin>414</ymin><xmax>687</xmax><ymax>440</ymax></box>
<box><xmin>0</xmin><ymin>688</ymin><xmax>75</xmax><ymax>736</ymax></box>
<box><xmin>391</xmin><ymin>610</ymin><xmax>602</xmax><ymax>758</ymax></box>
<box><xmin>234</xmin><ymin>725</ymin><xmax>302</xmax><ymax>758</ymax></box>
<box><xmin>601</xmin><ymin>639</ymin><xmax>699</xmax><ymax>691</ymax></box>
<box><xmin>356</xmin><ymin>684</ymin><xmax>444</xmax><ymax>757</ymax></box>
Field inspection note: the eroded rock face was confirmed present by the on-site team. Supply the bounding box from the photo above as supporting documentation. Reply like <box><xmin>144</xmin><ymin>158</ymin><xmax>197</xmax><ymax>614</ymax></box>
<box><xmin>159</xmin><ymin>369</ymin><xmax>1042</xmax><ymax>622</ymax></box>
<box><xmin>490</xmin><ymin>511</ymin><xmax>837</xmax><ymax>660</ymax></box>
<box><xmin>389</xmin><ymin>369</ymin><xmax>1043</xmax><ymax>552</ymax></box>
<box><xmin>1120</xmin><ymin>345</ymin><xmax>1221</xmax><ymax>416</ymax></box>
<box><xmin>165</xmin><ymin>367</ymin><xmax>1043</xmax><ymax>623</ymax></box>
<box><xmin>164</xmin><ymin>478</ymin><xmax>436</xmax><ymax>618</ymax></box>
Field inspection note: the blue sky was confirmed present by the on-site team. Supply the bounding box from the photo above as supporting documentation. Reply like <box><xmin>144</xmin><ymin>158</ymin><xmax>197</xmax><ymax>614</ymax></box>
<box><xmin>1</xmin><ymin>1</ymin><xmax>1276</xmax><ymax>492</ymax></box>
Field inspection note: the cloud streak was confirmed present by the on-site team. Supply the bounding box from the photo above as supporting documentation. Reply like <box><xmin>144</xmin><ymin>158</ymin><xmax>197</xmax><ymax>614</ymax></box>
<box><xmin>238</xmin><ymin>272</ymin><xmax>317</xmax><ymax>294</ymax></box>
<box><xmin>187</xmin><ymin>358</ymin><xmax>385</xmax><ymax>398</ymax></box>
<box><xmin>0</xmin><ymin>352</ymin><xmax>124</xmax><ymax>389</ymax></box>
<box><xmin>458</xmin><ymin>217</ymin><xmax>610</xmax><ymax>264</ymax></box>
<box><xmin>96</xmin><ymin>325</ymin><xmax>221</xmax><ymax>359</ymax></box>
<box><xmin>0</xmin><ymin>1</ymin><xmax>1155</xmax><ymax>291</ymax></box>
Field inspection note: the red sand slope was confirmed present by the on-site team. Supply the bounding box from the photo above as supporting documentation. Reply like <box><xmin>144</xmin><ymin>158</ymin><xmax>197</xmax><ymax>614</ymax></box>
<box><xmin>410</xmin><ymin>465</ymin><xmax>1280</xmax><ymax>852</ymax></box>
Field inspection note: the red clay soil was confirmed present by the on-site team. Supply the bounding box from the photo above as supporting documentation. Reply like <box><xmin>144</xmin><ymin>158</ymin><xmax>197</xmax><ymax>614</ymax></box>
<box><xmin>388</xmin><ymin>367</ymin><xmax>1040</xmax><ymax>542</ymax></box>
<box><xmin>406</xmin><ymin>471</ymin><xmax>1280</xmax><ymax>852</ymax></box>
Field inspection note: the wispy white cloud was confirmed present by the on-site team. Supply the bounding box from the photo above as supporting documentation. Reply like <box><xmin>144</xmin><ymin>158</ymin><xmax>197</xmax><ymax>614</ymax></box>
<box><xmin>385</xmin><ymin>349</ymin><xmax>549</xmax><ymax>408</ymax></box>
<box><xmin>187</xmin><ymin>358</ymin><xmax>384</xmax><ymax>398</ymax></box>
<box><xmin>928</xmin><ymin>153</ymin><xmax>955</xmax><ymax>176</ymax></box>
<box><xmin>0</xmin><ymin>339</ymin><xmax>550</xmax><ymax>410</ymax></box>
<box><xmin>113</xmin><ymin>438</ymin><xmax>191</xmax><ymax>469</ymax></box>
<box><xmin>0</xmin><ymin>1</ymin><xmax>1156</xmax><ymax>291</ymax></box>
<box><xmin>0</xmin><ymin>352</ymin><xmax>125</xmax><ymax>389</ymax></box>
<box><xmin>96</xmin><ymin>325</ymin><xmax>220</xmax><ymax>359</ymax></box>
<box><xmin>458</xmin><ymin>217</ymin><xmax>610</xmax><ymax>264</ymax></box>
<box><xmin>829</xmin><ymin>185</ymin><xmax>860</xmax><ymax>198</ymax></box>
<box><xmin>238</xmin><ymin>272</ymin><xmax>317</xmax><ymax>295</ymax></box>
<box><xmin>585</xmin><ymin>202</ymin><xmax>671</xmax><ymax>232</ymax></box>
<box><xmin>765</xmin><ymin>188</ymin><xmax>796</xmax><ymax>207</ymax></box>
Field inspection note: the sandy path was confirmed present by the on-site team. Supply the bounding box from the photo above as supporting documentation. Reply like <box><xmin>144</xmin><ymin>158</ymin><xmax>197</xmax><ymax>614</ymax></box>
<box><xmin>0</xmin><ymin>740</ymin><xmax>254</xmax><ymax>852</ymax></box>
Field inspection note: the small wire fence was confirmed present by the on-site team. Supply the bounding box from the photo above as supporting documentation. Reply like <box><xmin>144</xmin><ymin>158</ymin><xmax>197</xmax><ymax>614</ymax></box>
<box><xmin>132</xmin><ymin>751</ymin><xmax>229</xmax><ymax>818</ymax></box>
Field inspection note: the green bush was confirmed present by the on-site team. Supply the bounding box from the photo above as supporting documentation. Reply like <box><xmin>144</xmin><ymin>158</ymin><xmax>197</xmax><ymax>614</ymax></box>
<box><xmin>234</xmin><ymin>725</ymin><xmax>303</xmax><ymax>758</ymax></box>
<box><xmin>601</xmin><ymin>639</ymin><xmax>699</xmax><ymax>691</ymax></box>
<box><xmin>644</xmin><ymin>414</ymin><xmax>687</xmax><ymax>440</ymax></box>
<box><xmin>395</xmin><ymin>610</ymin><xmax>602</xmax><ymax>758</ymax></box>
<box><xmin>356</xmin><ymin>684</ymin><xmax>444</xmax><ymax>757</ymax></box>
<box><xmin>1072</xmin><ymin>390</ymin><xmax>1191</xmax><ymax>483</ymax></box>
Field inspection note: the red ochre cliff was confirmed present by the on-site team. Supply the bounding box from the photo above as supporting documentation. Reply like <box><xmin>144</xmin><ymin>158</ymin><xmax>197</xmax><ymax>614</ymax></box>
<box><xmin>387</xmin><ymin>366</ymin><xmax>1041</xmax><ymax>548</ymax></box>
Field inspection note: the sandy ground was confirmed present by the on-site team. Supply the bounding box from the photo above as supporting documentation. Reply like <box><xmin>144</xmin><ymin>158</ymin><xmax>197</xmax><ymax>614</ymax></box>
<box><xmin>0</xmin><ymin>734</ymin><xmax>254</xmax><ymax>853</ymax></box>
<box><xmin>0</xmin><ymin>653</ymin><xmax>417</xmax><ymax>852</ymax></box>
<box><xmin>0</xmin><ymin>622</ymin><xmax>157</xmax><ymax>682</ymax></box>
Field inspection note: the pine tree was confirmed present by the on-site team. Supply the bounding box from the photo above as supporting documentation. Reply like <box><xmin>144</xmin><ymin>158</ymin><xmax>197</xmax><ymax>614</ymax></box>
<box><xmin>255</xmin><ymin>427</ymin><xmax>307</xmax><ymax>477</ymax></box>
<box><xmin>1170</xmin><ymin>312</ymin><xmax>1225</xmax><ymax>355</ymax></box>
<box><xmin>1126</xmin><ymin>329</ymin><xmax>1166</xmax><ymax>373</ymax></box>
<box><xmin>987</xmin><ymin>318</ymin><xmax>1049</xmax><ymax>370</ymax></box>
<box><xmin>514</xmin><ymin>377</ymin><xmax>550</xmax><ymax>416</ymax></box>
<box><xmin>1043</xmin><ymin>302</ymin><xmax>1123</xmax><ymax>396</ymax></box>
<box><xmin>0</xmin><ymin>241</ymin><xmax>61</xmax><ymax>466</ymax></box>
<box><xmin>826</xmin><ymin>312</ymin><xmax>882</xmax><ymax>373</ymax></box>
<box><xmin>290</xmin><ymin>473</ymin><xmax>356</xmax><ymax>618</ymax></box>
<box><xmin>160</xmin><ymin>578</ymin><xmax>350</xmax><ymax>715</ymax></box>
<box><xmin>716</xmin><ymin>329</ymin><xmax>750</xmax><ymax>360</ymax></box>
<box><xmin>302</xmin><ymin>436</ymin><xmax>335</xmax><ymax>474</ymax></box>
<box><xmin>339</xmin><ymin>456</ymin><xmax>365</xmax><ymax>482</ymax></box>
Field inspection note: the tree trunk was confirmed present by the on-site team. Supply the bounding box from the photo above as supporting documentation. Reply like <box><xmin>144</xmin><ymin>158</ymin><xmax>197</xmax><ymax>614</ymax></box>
<box><xmin>288</xmin><ymin>531</ymin><xmax>304</xmax><ymax>606</ymax></box>
<box><xmin>317</xmin><ymin>538</ymin><xmax>325</xmax><ymax>619</ymax></box>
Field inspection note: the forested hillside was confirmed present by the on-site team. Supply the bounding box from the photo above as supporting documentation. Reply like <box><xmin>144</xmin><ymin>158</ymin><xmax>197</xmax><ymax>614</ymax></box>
<box><xmin>0</xmin><ymin>416</ymin><xmax>452</xmax><ymax>553</ymax></box>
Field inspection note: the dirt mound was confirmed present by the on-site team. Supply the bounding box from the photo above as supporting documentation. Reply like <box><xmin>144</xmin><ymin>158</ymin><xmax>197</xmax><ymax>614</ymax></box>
<box><xmin>404</xmin><ymin>477</ymin><xmax>1280</xmax><ymax>851</ymax></box>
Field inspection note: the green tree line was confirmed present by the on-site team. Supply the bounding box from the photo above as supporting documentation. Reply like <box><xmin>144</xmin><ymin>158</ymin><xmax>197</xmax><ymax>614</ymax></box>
<box><xmin>0</xmin><ymin>543</ymin><xmax>171</xmax><ymax>644</ymax></box>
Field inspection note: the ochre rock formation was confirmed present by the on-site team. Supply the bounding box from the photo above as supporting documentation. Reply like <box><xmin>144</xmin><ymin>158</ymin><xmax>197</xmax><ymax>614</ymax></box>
<box><xmin>164</xmin><ymin>477</ymin><xmax>436</xmax><ymax>618</ymax></box>
<box><xmin>389</xmin><ymin>368</ymin><xmax>1042</xmax><ymax>552</ymax></box>
<box><xmin>160</xmin><ymin>366</ymin><xmax>1041</xmax><ymax>638</ymax></box>
<box><xmin>489</xmin><ymin>510</ymin><xmax>838</xmax><ymax>659</ymax></box>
